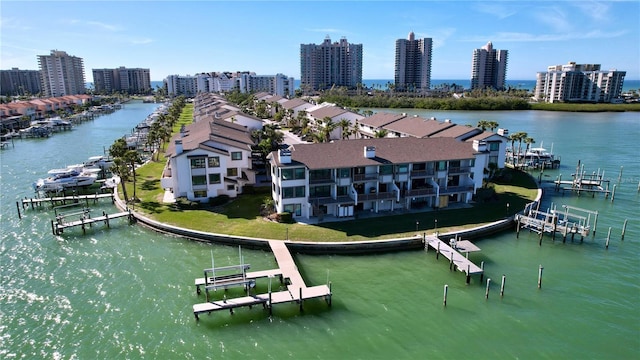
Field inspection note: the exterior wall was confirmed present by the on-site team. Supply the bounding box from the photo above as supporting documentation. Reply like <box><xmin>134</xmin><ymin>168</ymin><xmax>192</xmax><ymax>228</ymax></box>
<box><xmin>300</xmin><ymin>36</ymin><xmax>363</xmax><ymax>91</ymax></box>
<box><xmin>38</xmin><ymin>50</ymin><xmax>86</xmax><ymax>97</ymax></box>
<box><xmin>534</xmin><ymin>63</ymin><xmax>626</xmax><ymax>103</ymax></box>
<box><xmin>0</xmin><ymin>68</ymin><xmax>42</xmax><ymax>96</ymax></box>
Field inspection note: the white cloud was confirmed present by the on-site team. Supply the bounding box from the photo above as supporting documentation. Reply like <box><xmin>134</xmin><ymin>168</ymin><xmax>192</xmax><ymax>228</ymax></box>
<box><xmin>473</xmin><ymin>3</ymin><xmax>518</xmax><ymax>19</ymax></box>
<box><xmin>462</xmin><ymin>29</ymin><xmax>628</xmax><ymax>43</ymax></box>
<box><xmin>65</xmin><ymin>19</ymin><xmax>123</xmax><ymax>32</ymax></box>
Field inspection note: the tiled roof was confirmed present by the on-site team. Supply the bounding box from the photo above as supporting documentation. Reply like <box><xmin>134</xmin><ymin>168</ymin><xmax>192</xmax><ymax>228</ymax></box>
<box><xmin>272</xmin><ymin>137</ymin><xmax>477</xmax><ymax>170</ymax></box>
<box><xmin>281</xmin><ymin>98</ymin><xmax>309</xmax><ymax>109</ymax></box>
<box><xmin>166</xmin><ymin>118</ymin><xmax>254</xmax><ymax>157</ymax></box>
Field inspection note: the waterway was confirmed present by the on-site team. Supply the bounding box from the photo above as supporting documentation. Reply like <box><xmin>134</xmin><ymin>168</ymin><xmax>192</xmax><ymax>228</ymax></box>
<box><xmin>1</xmin><ymin>101</ymin><xmax>639</xmax><ymax>358</ymax></box>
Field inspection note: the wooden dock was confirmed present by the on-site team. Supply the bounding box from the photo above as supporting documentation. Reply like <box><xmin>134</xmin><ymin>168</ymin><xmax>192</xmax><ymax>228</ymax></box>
<box><xmin>192</xmin><ymin>241</ymin><xmax>332</xmax><ymax>320</ymax></box>
<box><xmin>51</xmin><ymin>209</ymin><xmax>133</xmax><ymax>235</ymax></box>
<box><xmin>20</xmin><ymin>193</ymin><xmax>114</xmax><ymax>210</ymax></box>
<box><xmin>425</xmin><ymin>235</ymin><xmax>484</xmax><ymax>284</ymax></box>
<box><xmin>515</xmin><ymin>202</ymin><xmax>598</xmax><ymax>244</ymax></box>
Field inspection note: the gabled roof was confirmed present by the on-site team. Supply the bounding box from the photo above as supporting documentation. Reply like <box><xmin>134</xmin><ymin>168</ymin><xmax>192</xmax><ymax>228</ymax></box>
<box><xmin>282</xmin><ymin>98</ymin><xmax>310</xmax><ymax>110</ymax></box>
<box><xmin>429</xmin><ymin>124</ymin><xmax>480</xmax><ymax>139</ymax></box>
<box><xmin>384</xmin><ymin>117</ymin><xmax>456</xmax><ymax>138</ymax></box>
<box><xmin>309</xmin><ymin>105</ymin><xmax>348</xmax><ymax>119</ymax></box>
<box><xmin>465</xmin><ymin>131</ymin><xmax>507</xmax><ymax>142</ymax></box>
<box><xmin>271</xmin><ymin>137</ymin><xmax>477</xmax><ymax>170</ymax></box>
<box><xmin>166</xmin><ymin>118</ymin><xmax>254</xmax><ymax>157</ymax></box>
<box><xmin>358</xmin><ymin>112</ymin><xmax>406</xmax><ymax>128</ymax></box>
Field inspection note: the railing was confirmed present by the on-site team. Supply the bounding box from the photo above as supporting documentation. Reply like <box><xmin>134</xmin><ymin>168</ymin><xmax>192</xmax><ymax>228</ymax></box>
<box><xmin>357</xmin><ymin>191</ymin><xmax>396</xmax><ymax>202</ymax></box>
<box><xmin>440</xmin><ymin>185</ymin><xmax>474</xmax><ymax>194</ymax></box>
<box><xmin>353</xmin><ymin>173</ymin><xmax>379</xmax><ymax>182</ymax></box>
<box><xmin>448</xmin><ymin>167</ymin><xmax>472</xmax><ymax>174</ymax></box>
<box><xmin>410</xmin><ymin>169</ymin><xmax>435</xmax><ymax>177</ymax></box>
<box><xmin>406</xmin><ymin>188</ymin><xmax>436</xmax><ymax>197</ymax></box>
<box><xmin>309</xmin><ymin>195</ymin><xmax>354</xmax><ymax>205</ymax></box>
<box><xmin>309</xmin><ymin>176</ymin><xmax>335</xmax><ymax>185</ymax></box>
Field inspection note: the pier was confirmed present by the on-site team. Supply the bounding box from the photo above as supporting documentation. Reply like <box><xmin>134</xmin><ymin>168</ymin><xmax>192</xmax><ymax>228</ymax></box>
<box><xmin>20</xmin><ymin>193</ymin><xmax>115</xmax><ymax>210</ymax></box>
<box><xmin>51</xmin><ymin>208</ymin><xmax>134</xmax><ymax>235</ymax></box>
<box><xmin>552</xmin><ymin>160</ymin><xmax>614</xmax><ymax>198</ymax></box>
<box><xmin>425</xmin><ymin>234</ymin><xmax>484</xmax><ymax>284</ymax></box>
<box><xmin>192</xmin><ymin>240</ymin><xmax>332</xmax><ymax>321</ymax></box>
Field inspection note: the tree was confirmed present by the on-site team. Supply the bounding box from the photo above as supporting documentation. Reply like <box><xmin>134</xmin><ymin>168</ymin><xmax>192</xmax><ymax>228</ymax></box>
<box><xmin>109</xmin><ymin>138</ymin><xmax>142</xmax><ymax>202</ymax></box>
<box><xmin>477</xmin><ymin>120</ymin><xmax>490</xmax><ymax>131</ymax></box>
<box><xmin>374</xmin><ymin>129</ymin><xmax>388</xmax><ymax>138</ymax></box>
<box><xmin>338</xmin><ymin>118</ymin><xmax>352</xmax><ymax>140</ymax></box>
<box><xmin>319</xmin><ymin>116</ymin><xmax>337</xmax><ymax>142</ymax></box>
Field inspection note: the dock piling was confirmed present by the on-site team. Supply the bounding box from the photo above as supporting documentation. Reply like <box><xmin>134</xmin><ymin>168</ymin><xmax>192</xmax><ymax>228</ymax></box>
<box><xmin>605</xmin><ymin>227</ymin><xmax>611</xmax><ymax>249</ymax></box>
<box><xmin>443</xmin><ymin>284</ymin><xmax>448</xmax><ymax>307</ymax></box>
<box><xmin>16</xmin><ymin>201</ymin><xmax>21</xmax><ymax>220</ymax></box>
<box><xmin>500</xmin><ymin>275</ymin><xmax>506</xmax><ymax>297</ymax></box>
<box><xmin>485</xmin><ymin>278</ymin><xmax>491</xmax><ymax>299</ymax></box>
<box><xmin>621</xmin><ymin>219</ymin><xmax>627</xmax><ymax>240</ymax></box>
<box><xmin>480</xmin><ymin>261</ymin><xmax>484</xmax><ymax>282</ymax></box>
<box><xmin>538</xmin><ymin>265</ymin><xmax>544</xmax><ymax>289</ymax></box>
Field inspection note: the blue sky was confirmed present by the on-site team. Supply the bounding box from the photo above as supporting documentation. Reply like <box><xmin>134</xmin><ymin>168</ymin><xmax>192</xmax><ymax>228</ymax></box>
<box><xmin>2</xmin><ymin>1</ymin><xmax>639</xmax><ymax>81</ymax></box>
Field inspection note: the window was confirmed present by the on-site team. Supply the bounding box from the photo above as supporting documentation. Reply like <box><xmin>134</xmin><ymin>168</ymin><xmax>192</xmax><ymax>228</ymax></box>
<box><xmin>310</xmin><ymin>169</ymin><xmax>331</xmax><ymax>181</ymax></box>
<box><xmin>489</xmin><ymin>156</ymin><xmax>498</xmax><ymax>165</ymax></box>
<box><xmin>190</xmin><ymin>157</ymin><xmax>205</xmax><ymax>169</ymax></box>
<box><xmin>191</xmin><ymin>175</ymin><xmax>206</xmax><ymax>186</ymax></box>
<box><xmin>231</xmin><ymin>152</ymin><xmax>242</xmax><ymax>160</ymax></box>
<box><xmin>281</xmin><ymin>167</ymin><xmax>305</xmax><ymax>180</ymax></box>
<box><xmin>208</xmin><ymin>173</ymin><xmax>221</xmax><ymax>184</ymax></box>
<box><xmin>227</xmin><ymin>185</ymin><xmax>235</xmax><ymax>191</ymax></box>
<box><xmin>489</xmin><ymin>142</ymin><xmax>500</xmax><ymax>151</ymax></box>
<box><xmin>379</xmin><ymin>165</ymin><xmax>393</xmax><ymax>175</ymax></box>
<box><xmin>283</xmin><ymin>204</ymin><xmax>302</xmax><ymax>216</ymax></box>
<box><xmin>208</xmin><ymin>156</ymin><xmax>220</xmax><ymax>167</ymax></box>
<box><xmin>337</xmin><ymin>168</ymin><xmax>350</xmax><ymax>178</ymax></box>
<box><xmin>436</xmin><ymin>161</ymin><xmax>447</xmax><ymax>171</ymax></box>
<box><xmin>283</xmin><ymin>186</ymin><xmax>305</xmax><ymax>199</ymax></box>
<box><xmin>310</xmin><ymin>185</ymin><xmax>331</xmax><ymax>197</ymax></box>
<box><xmin>396</xmin><ymin>164</ymin><xmax>408</xmax><ymax>173</ymax></box>
<box><xmin>337</xmin><ymin>186</ymin><xmax>349</xmax><ymax>196</ymax></box>
<box><xmin>194</xmin><ymin>190</ymin><xmax>207</xmax><ymax>198</ymax></box>
<box><xmin>227</xmin><ymin>168</ymin><xmax>238</xmax><ymax>177</ymax></box>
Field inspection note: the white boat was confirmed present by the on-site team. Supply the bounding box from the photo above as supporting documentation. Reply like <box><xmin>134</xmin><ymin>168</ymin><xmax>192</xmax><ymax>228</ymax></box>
<box><xmin>84</xmin><ymin>155</ymin><xmax>114</xmax><ymax>170</ymax></box>
<box><xmin>525</xmin><ymin>147</ymin><xmax>553</xmax><ymax>160</ymax></box>
<box><xmin>33</xmin><ymin>168</ymin><xmax>98</xmax><ymax>192</ymax></box>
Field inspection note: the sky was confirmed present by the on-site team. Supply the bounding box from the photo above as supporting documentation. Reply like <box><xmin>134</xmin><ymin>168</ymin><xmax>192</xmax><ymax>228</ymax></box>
<box><xmin>1</xmin><ymin>0</ymin><xmax>639</xmax><ymax>82</ymax></box>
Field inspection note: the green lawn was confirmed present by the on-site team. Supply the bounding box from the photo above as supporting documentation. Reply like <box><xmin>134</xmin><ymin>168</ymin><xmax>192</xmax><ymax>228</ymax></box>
<box><xmin>118</xmin><ymin>103</ymin><xmax>538</xmax><ymax>242</ymax></box>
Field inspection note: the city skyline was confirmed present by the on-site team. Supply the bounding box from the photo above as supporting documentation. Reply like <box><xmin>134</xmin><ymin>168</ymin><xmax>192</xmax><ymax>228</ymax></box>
<box><xmin>2</xmin><ymin>1</ymin><xmax>638</xmax><ymax>82</ymax></box>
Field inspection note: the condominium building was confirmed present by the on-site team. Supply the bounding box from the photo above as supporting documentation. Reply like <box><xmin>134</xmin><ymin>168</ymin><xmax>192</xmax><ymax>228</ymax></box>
<box><xmin>0</xmin><ymin>68</ymin><xmax>42</xmax><ymax>96</ymax></box>
<box><xmin>38</xmin><ymin>50</ymin><xmax>86</xmax><ymax>97</ymax></box>
<box><xmin>164</xmin><ymin>75</ymin><xmax>198</xmax><ymax>97</ymax></box>
<box><xmin>92</xmin><ymin>67</ymin><xmax>151</xmax><ymax>94</ymax></box>
<box><xmin>269</xmin><ymin>138</ymin><xmax>488</xmax><ymax>220</ymax></box>
<box><xmin>534</xmin><ymin>62</ymin><xmax>626</xmax><ymax>103</ymax></box>
<box><xmin>300</xmin><ymin>36</ymin><xmax>363</xmax><ymax>92</ymax></box>
<box><xmin>395</xmin><ymin>31</ymin><xmax>433</xmax><ymax>92</ymax></box>
<box><xmin>470</xmin><ymin>42</ymin><xmax>508</xmax><ymax>90</ymax></box>
<box><xmin>238</xmin><ymin>73</ymin><xmax>295</xmax><ymax>97</ymax></box>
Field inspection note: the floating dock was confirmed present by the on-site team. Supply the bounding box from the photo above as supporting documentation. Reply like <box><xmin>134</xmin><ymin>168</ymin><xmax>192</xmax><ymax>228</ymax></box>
<box><xmin>192</xmin><ymin>240</ymin><xmax>332</xmax><ymax>320</ymax></box>
<box><xmin>425</xmin><ymin>235</ymin><xmax>484</xmax><ymax>284</ymax></box>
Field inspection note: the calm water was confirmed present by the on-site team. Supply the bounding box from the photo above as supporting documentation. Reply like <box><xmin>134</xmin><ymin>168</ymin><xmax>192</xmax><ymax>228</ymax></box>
<box><xmin>1</xmin><ymin>102</ymin><xmax>639</xmax><ymax>359</ymax></box>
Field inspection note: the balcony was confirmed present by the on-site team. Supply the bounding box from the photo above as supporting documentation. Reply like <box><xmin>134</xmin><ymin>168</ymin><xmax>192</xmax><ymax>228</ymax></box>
<box><xmin>440</xmin><ymin>185</ymin><xmax>474</xmax><ymax>194</ymax></box>
<box><xmin>448</xmin><ymin>167</ymin><xmax>472</xmax><ymax>175</ymax></box>
<box><xmin>353</xmin><ymin>173</ymin><xmax>379</xmax><ymax>182</ymax></box>
<box><xmin>357</xmin><ymin>191</ymin><xmax>396</xmax><ymax>202</ymax></box>
<box><xmin>309</xmin><ymin>176</ymin><xmax>335</xmax><ymax>185</ymax></box>
<box><xmin>410</xmin><ymin>169</ymin><xmax>435</xmax><ymax>178</ymax></box>
<box><xmin>309</xmin><ymin>195</ymin><xmax>354</xmax><ymax>206</ymax></box>
<box><xmin>406</xmin><ymin>188</ymin><xmax>436</xmax><ymax>197</ymax></box>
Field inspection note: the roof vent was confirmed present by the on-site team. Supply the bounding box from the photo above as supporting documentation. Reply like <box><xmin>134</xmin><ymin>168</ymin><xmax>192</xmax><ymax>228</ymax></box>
<box><xmin>473</xmin><ymin>140</ymin><xmax>487</xmax><ymax>152</ymax></box>
<box><xmin>364</xmin><ymin>146</ymin><xmax>376</xmax><ymax>159</ymax></box>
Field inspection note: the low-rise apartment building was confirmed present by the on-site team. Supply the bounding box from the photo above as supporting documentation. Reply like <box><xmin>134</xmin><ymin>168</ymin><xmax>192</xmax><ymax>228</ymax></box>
<box><xmin>269</xmin><ymin>137</ymin><xmax>488</xmax><ymax>220</ymax></box>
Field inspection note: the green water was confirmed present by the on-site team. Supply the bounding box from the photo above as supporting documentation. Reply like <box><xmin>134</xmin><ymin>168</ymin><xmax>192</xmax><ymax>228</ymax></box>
<box><xmin>1</xmin><ymin>103</ymin><xmax>638</xmax><ymax>358</ymax></box>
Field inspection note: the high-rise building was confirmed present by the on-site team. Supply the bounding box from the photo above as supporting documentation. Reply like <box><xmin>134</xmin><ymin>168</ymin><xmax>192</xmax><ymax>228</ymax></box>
<box><xmin>38</xmin><ymin>50</ymin><xmax>86</xmax><ymax>97</ymax></box>
<box><xmin>0</xmin><ymin>68</ymin><xmax>42</xmax><ymax>96</ymax></box>
<box><xmin>164</xmin><ymin>75</ymin><xmax>198</xmax><ymax>97</ymax></box>
<box><xmin>534</xmin><ymin>62</ymin><xmax>626</xmax><ymax>103</ymax></box>
<box><xmin>92</xmin><ymin>67</ymin><xmax>151</xmax><ymax>94</ymax></box>
<box><xmin>394</xmin><ymin>31</ymin><xmax>433</xmax><ymax>92</ymax></box>
<box><xmin>300</xmin><ymin>36</ymin><xmax>362</xmax><ymax>92</ymax></box>
<box><xmin>470</xmin><ymin>42</ymin><xmax>508</xmax><ymax>90</ymax></box>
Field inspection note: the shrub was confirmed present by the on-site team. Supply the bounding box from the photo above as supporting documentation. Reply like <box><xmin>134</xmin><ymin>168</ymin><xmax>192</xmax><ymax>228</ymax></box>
<box><xmin>277</xmin><ymin>212</ymin><xmax>293</xmax><ymax>223</ymax></box>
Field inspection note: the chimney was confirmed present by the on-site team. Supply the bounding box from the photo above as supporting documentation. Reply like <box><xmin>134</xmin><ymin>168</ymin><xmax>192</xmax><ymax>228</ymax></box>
<box><xmin>278</xmin><ymin>149</ymin><xmax>291</xmax><ymax>164</ymax></box>
<box><xmin>175</xmin><ymin>139</ymin><xmax>183</xmax><ymax>155</ymax></box>
<box><xmin>497</xmin><ymin>128</ymin><xmax>509</xmax><ymax>136</ymax></box>
<box><xmin>364</xmin><ymin>146</ymin><xmax>376</xmax><ymax>159</ymax></box>
<box><xmin>473</xmin><ymin>140</ymin><xmax>487</xmax><ymax>152</ymax></box>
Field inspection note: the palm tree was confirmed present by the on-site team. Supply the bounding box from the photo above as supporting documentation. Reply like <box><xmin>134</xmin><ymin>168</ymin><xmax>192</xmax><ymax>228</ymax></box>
<box><xmin>338</xmin><ymin>118</ymin><xmax>351</xmax><ymax>140</ymax></box>
<box><xmin>374</xmin><ymin>129</ymin><xmax>388</xmax><ymax>138</ymax></box>
<box><xmin>487</xmin><ymin>121</ymin><xmax>499</xmax><ymax>131</ymax></box>
<box><xmin>320</xmin><ymin>116</ymin><xmax>337</xmax><ymax>142</ymax></box>
<box><xmin>477</xmin><ymin>120</ymin><xmax>490</xmax><ymax>131</ymax></box>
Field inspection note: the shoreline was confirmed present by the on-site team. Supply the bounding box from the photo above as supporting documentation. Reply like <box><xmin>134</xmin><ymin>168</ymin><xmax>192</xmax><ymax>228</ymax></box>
<box><xmin>113</xmin><ymin>179</ymin><xmax>543</xmax><ymax>255</ymax></box>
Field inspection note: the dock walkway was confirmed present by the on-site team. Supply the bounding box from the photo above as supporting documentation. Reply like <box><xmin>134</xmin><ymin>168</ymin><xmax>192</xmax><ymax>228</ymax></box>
<box><xmin>425</xmin><ymin>235</ymin><xmax>483</xmax><ymax>283</ymax></box>
<box><xmin>192</xmin><ymin>241</ymin><xmax>332</xmax><ymax>320</ymax></box>
<box><xmin>52</xmin><ymin>209</ymin><xmax>133</xmax><ymax>235</ymax></box>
